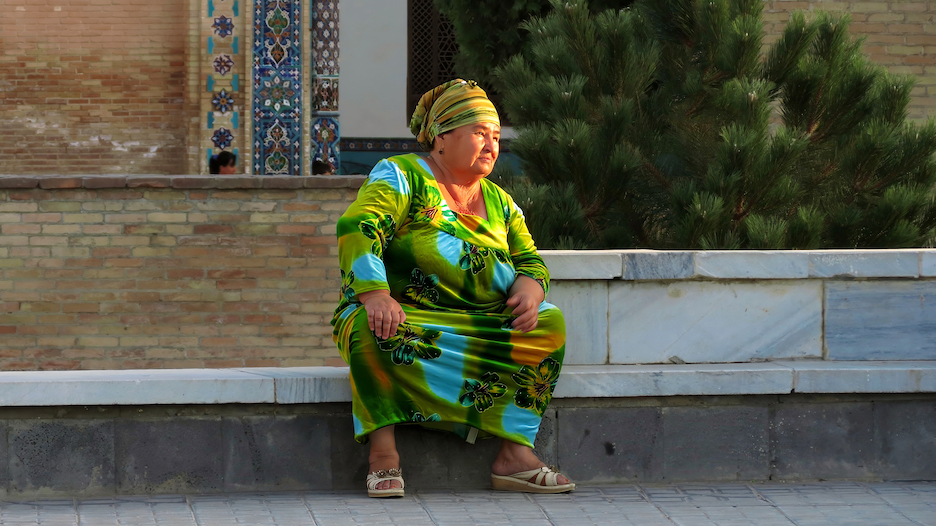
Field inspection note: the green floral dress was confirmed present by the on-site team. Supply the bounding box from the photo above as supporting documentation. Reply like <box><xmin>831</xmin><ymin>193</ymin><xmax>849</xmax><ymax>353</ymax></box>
<box><xmin>332</xmin><ymin>154</ymin><xmax>565</xmax><ymax>447</ymax></box>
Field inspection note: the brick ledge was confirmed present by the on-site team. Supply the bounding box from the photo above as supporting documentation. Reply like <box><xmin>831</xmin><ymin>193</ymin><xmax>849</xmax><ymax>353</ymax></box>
<box><xmin>0</xmin><ymin>175</ymin><xmax>367</xmax><ymax>190</ymax></box>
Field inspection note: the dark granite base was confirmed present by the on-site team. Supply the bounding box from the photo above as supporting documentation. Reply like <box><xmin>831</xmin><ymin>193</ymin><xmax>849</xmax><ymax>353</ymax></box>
<box><xmin>0</xmin><ymin>395</ymin><xmax>931</xmax><ymax>497</ymax></box>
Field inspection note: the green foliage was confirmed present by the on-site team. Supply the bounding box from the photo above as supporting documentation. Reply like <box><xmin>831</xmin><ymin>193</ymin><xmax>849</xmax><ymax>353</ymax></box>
<box><xmin>433</xmin><ymin>0</ymin><xmax>551</xmax><ymax>91</ymax></box>
<box><xmin>491</xmin><ymin>0</ymin><xmax>936</xmax><ymax>249</ymax></box>
<box><xmin>433</xmin><ymin>0</ymin><xmax>634</xmax><ymax>96</ymax></box>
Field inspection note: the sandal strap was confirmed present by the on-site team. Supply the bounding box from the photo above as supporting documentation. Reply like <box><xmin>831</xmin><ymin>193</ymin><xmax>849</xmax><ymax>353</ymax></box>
<box><xmin>366</xmin><ymin>468</ymin><xmax>404</xmax><ymax>490</ymax></box>
<box><xmin>537</xmin><ymin>470</ymin><xmax>557</xmax><ymax>486</ymax></box>
<box><xmin>508</xmin><ymin>466</ymin><xmax>562</xmax><ymax>487</ymax></box>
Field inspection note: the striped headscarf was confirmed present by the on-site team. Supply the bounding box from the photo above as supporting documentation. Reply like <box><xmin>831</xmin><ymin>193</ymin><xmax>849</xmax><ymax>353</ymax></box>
<box><xmin>409</xmin><ymin>79</ymin><xmax>500</xmax><ymax>151</ymax></box>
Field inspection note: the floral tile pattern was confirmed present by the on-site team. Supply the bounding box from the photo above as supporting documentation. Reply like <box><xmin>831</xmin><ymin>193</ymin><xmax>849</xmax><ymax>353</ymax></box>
<box><xmin>259</xmin><ymin>75</ymin><xmax>296</xmax><ymax>114</ymax></box>
<box><xmin>312</xmin><ymin>117</ymin><xmax>340</xmax><ymax>166</ymax></box>
<box><xmin>213</xmin><ymin>15</ymin><xmax>235</xmax><ymax>37</ymax></box>
<box><xmin>212</xmin><ymin>127</ymin><xmax>234</xmax><ymax>149</ymax></box>
<box><xmin>312</xmin><ymin>1</ymin><xmax>338</xmax><ymax>76</ymax></box>
<box><xmin>253</xmin><ymin>0</ymin><xmax>303</xmax><ymax>175</ymax></box>
<box><xmin>212</xmin><ymin>89</ymin><xmax>235</xmax><ymax>114</ymax></box>
<box><xmin>213</xmin><ymin>54</ymin><xmax>235</xmax><ymax>75</ymax></box>
<box><xmin>204</xmin><ymin>0</ymin><xmax>242</xmax><ymax>171</ymax></box>
<box><xmin>313</xmin><ymin>76</ymin><xmax>338</xmax><ymax>112</ymax></box>
<box><xmin>310</xmin><ymin>1</ymin><xmax>339</xmax><ymax>168</ymax></box>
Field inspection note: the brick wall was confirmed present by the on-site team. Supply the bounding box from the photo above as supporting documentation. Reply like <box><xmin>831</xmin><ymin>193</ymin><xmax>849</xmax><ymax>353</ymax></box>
<box><xmin>765</xmin><ymin>1</ymin><xmax>936</xmax><ymax>120</ymax></box>
<box><xmin>0</xmin><ymin>176</ymin><xmax>364</xmax><ymax>370</ymax></box>
<box><xmin>4</xmin><ymin>1</ymin><xmax>936</xmax><ymax>177</ymax></box>
<box><xmin>0</xmin><ymin>0</ymin><xmax>191</xmax><ymax>175</ymax></box>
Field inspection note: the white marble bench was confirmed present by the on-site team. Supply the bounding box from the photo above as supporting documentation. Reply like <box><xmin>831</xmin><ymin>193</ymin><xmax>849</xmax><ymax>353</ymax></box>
<box><xmin>0</xmin><ymin>361</ymin><xmax>934</xmax><ymax>406</ymax></box>
<box><xmin>542</xmin><ymin>249</ymin><xmax>936</xmax><ymax>365</ymax></box>
<box><xmin>1</xmin><ymin>249</ymin><xmax>931</xmax><ymax>408</ymax></box>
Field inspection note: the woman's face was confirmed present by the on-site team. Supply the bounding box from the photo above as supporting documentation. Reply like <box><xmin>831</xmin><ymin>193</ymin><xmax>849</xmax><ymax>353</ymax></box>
<box><xmin>436</xmin><ymin>122</ymin><xmax>500</xmax><ymax>178</ymax></box>
<box><xmin>219</xmin><ymin>162</ymin><xmax>236</xmax><ymax>175</ymax></box>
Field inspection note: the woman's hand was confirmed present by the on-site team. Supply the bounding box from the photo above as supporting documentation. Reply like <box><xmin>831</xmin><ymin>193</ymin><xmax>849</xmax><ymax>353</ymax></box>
<box><xmin>359</xmin><ymin>290</ymin><xmax>406</xmax><ymax>340</ymax></box>
<box><xmin>506</xmin><ymin>275</ymin><xmax>545</xmax><ymax>333</ymax></box>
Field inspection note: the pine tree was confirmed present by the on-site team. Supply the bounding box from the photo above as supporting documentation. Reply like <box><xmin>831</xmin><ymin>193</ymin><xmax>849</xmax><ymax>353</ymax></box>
<box><xmin>433</xmin><ymin>0</ymin><xmax>553</xmax><ymax>92</ymax></box>
<box><xmin>433</xmin><ymin>0</ymin><xmax>635</xmax><ymax>121</ymax></box>
<box><xmin>492</xmin><ymin>0</ymin><xmax>936</xmax><ymax>249</ymax></box>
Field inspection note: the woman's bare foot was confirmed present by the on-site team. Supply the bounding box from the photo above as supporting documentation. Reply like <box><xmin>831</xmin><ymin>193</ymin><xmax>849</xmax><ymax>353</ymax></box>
<box><xmin>368</xmin><ymin>425</ymin><xmax>402</xmax><ymax>491</ymax></box>
<box><xmin>491</xmin><ymin>439</ymin><xmax>570</xmax><ymax>486</ymax></box>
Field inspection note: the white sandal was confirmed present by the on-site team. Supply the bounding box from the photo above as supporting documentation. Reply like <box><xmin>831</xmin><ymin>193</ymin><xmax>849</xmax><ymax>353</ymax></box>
<box><xmin>491</xmin><ymin>466</ymin><xmax>575</xmax><ymax>494</ymax></box>
<box><xmin>366</xmin><ymin>468</ymin><xmax>404</xmax><ymax>498</ymax></box>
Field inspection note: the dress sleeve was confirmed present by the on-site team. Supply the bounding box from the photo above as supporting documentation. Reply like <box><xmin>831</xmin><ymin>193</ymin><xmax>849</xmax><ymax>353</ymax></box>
<box><xmin>337</xmin><ymin>159</ymin><xmax>412</xmax><ymax>302</ymax></box>
<box><xmin>505</xmin><ymin>194</ymin><xmax>550</xmax><ymax>296</ymax></box>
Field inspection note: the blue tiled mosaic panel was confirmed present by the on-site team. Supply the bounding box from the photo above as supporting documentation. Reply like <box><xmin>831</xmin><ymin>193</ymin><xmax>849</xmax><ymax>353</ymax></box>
<box><xmin>311</xmin><ymin>1</ymin><xmax>338</xmax><ymax>76</ymax></box>
<box><xmin>313</xmin><ymin>76</ymin><xmax>338</xmax><ymax>112</ymax></box>
<box><xmin>253</xmin><ymin>0</ymin><xmax>303</xmax><ymax>175</ymax></box>
<box><xmin>312</xmin><ymin>117</ymin><xmax>339</xmax><ymax>166</ymax></box>
<box><xmin>310</xmin><ymin>1</ymin><xmax>339</xmax><ymax>169</ymax></box>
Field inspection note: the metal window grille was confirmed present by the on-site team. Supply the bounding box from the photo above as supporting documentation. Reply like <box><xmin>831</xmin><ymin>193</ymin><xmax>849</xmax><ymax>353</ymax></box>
<box><xmin>408</xmin><ymin>0</ymin><xmax>458</xmax><ymax>128</ymax></box>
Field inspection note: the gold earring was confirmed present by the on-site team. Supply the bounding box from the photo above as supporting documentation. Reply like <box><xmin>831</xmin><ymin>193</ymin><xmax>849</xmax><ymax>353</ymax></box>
<box><xmin>439</xmin><ymin>148</ymin><xmax>444</xmax><ymax>155</ymax></box>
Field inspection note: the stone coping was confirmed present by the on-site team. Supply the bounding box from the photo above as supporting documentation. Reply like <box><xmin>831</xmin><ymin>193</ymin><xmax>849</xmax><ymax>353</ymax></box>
<box><xmin>0</xmin><ymin>361</ymin><xmax>933</xmax><ymax>407</ymax></box>
<box><xmin>542</xmin><ymin>249</ymin><xmax>936</xmax><ymax>280</ymax></box>
<box><xmin>0</xmin><ymin>175</ymin><xmax>367</xmax><ymax>190</ymax></box>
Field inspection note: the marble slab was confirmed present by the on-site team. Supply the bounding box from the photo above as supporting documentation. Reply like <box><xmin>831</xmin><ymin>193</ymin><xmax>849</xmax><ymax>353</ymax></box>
<box><xmin>237</xmin><ymin>366</ymin><xmax>352</xmax><ymax>403</ymax></box>
<box><xmin>622</xmin><ymin>250</ymin><xmax>695</xmax><ymax>280</ymax></box>
<box><xmin>0</xmin><ymin>361</ymin><xmax>933</xmax><ymax>408</ymax></box>
<box><xmin>922</xmin><ymin>251</ymin><xmax>936</xmax><ymax>277</ymax></box>
<box><xmin>553</xmin><ymin>363</ymin><xmax>794</xmax><ymax>398</ymax></box>
<box><xmin>546</xmin><ymin>281</ymin><xmax>608</xmax><ymax>365</ymax></box>
<box><xmin>609</xmin><ymin>280</ymin><xmax>823</xmax><ymax>364</ymax></box>
<box><xmin>541</xmin><ymin>249</ymin><xmax>936</xmax><ymax>280</ymax></box>
<box><xmin>779</xmin><ymin>360</ymin><xmax>936</xmax><ymax>393</ymax></box>
<box><xmin>0</xmin><ymin>369</ymin><xmax>275</xmax><ymax>406</ymax></box>
<box><xmin>541</xmin><ymin>250</ymin><xmax>623</xmax><ymax>280</ymax></box>
<box><xmin>825</xmin><ymin>281</ymin><xmax>936</xmax><ymax>360</ymax></box>
<box><xmin>809</xmin><ymin>250</ymin><xmax>920</xmax><ymax>278</ymax></box>
<box><xmin>694</xmin><ymin>251</ymin><xmax>809</xmax><ymax>279</ymax></box>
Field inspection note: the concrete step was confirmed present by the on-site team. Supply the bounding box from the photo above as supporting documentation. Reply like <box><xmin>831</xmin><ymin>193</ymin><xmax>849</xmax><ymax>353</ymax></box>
<box><xmin>0</xmin><ymin>363</ymin><xmax>932</xmax><ymax>497</ymax></box>
<box><xmin>0</xmin><ymin>361</ymin><xmax>933</xmax><ymax>406</ymax></box>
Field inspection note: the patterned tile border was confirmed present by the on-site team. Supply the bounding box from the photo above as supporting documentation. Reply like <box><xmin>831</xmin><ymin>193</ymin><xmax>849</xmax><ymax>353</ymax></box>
<box><xmin>312</xmin><ymin>116</ymin><xmax>340</xmax><ymax>166</ymax></box>
<box><xmin>253</xmin><ymin>0</ymin><xmax>303</xmax><ymax>174</ymax></box>
<box><xmin>310</xmin><ymin>1</ymin><xmax>339</xmax><ymax>168</ymax></box>
<box><xmin>311</xmin><ymin>1</ymin><xmax>338</xmax><ymax>77</ymax></box>
<box><xmin>341</xmin><ymin>138</ymin><xmax>422</xmax><ymax>152</ymax></box>
<box><xmin>341</xmin><ymin>138</ymin><xmax>512</xmax><ymax>153</ymax></box>
<box><xmin>205</xmin><ymin>0</ymin><xmax>243</xmax><ymax>172</ymax></box>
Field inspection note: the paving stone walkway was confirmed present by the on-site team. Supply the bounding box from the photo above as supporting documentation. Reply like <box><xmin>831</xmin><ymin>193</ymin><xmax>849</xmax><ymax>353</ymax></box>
<box><xmin>0</xmin><ymin>481</ymin><xmax>933</xmax><ymax>525</ymax></box>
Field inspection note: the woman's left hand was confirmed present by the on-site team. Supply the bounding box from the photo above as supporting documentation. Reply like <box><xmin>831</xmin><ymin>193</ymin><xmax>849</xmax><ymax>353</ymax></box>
<box><xmin>506</xmin><ymin>275</ymin><xmax>545</xmax><ymax>333</ymax></box>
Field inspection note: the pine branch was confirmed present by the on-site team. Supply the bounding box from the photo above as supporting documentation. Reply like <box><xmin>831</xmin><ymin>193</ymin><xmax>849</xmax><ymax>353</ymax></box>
<box><xmin>643</xmin><ymin>161</ymin><xmax>673</xmax><ymax>190</ymax></box>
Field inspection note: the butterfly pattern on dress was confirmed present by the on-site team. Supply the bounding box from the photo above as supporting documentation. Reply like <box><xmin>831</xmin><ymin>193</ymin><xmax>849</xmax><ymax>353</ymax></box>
<box><xmin>459</xmin><ymin>372</ymin><xmax>507</xmax><ymax>413</ymax></box>
<box><xmin>411</xmin><ymin>187</ymin><xmax>457</xmax><ymax>236</ymax></box>
<box><xmin>412</xmin><ymin>188</ymin><xmax>442</xmax><ymax>222</ymax></box>
<box><xmin>512</xmin><ymin>357</ymin><xmax>561</xmax><ymax>416</ymax></box>
<box><xmin>377</xmin><ymin>324</ymin><xmax>443</xmax><ymax>366</ymax></box>
<box><xmin>340</xmin><ymin>269</ymin><xmax>355</xmax><ymax>302</ymax></box>
<box><xmin>459</xmin><ymin>241</ymin><xmax>489</xmax><ymax>274</ymax></box>
<box><xmin>402</xmin><ymin>268</ymin><xmax>440</xmax><ymax>305</ymax></box>
<box><xmin>359</xmin><ymin>214</ymin><xmax>397</xmax><ymax>258</ymax></box>
<box><xmin>411</xmin><ymin>411</ymin><xmax>441</xmax><ymax>423</ymax></box>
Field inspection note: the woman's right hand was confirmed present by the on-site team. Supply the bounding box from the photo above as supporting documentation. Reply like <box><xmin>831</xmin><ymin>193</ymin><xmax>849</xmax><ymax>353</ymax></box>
<box><xmin>358</xmin><ymin>290</ymin><xmax>406</xmax><ymax>340</ymax></box>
